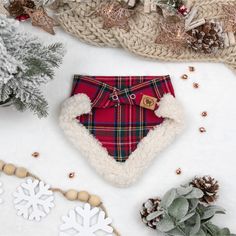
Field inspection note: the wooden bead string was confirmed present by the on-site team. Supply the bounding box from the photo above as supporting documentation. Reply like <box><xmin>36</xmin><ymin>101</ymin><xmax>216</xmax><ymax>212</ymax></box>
<box><xmin>0</xmin><ymin>160</ymin><xmax>120</xmax><ymax>236</ymax></box>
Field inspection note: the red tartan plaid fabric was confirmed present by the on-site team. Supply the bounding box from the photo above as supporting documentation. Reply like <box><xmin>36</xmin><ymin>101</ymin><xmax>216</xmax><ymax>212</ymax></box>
<box><xmin>72</xmin><ymin>75</ymin><xmax>175</xmax><ymax>162</ymax></box>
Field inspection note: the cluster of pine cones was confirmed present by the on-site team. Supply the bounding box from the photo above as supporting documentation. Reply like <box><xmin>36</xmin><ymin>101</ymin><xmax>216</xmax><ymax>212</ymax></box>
<box><xmin>140</xmin><ymin>176</ymin><xmax>219</xmax><ymax>229</ymax></box>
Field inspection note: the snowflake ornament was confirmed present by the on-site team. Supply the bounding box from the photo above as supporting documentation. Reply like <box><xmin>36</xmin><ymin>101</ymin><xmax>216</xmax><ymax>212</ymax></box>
<box><xmin>59</xmin><ymin>203</ymin><xmax>113</xmax><ymax>236</ymax></box>
<box><xmin>0</xmin><ymin>181</ymin><xmax>3</xmax><ymax>204</ymax></box>
<box><xmin>13</xmin><ymin>178</ymin><xmax>54</xmax><ymax>221</ymax></box>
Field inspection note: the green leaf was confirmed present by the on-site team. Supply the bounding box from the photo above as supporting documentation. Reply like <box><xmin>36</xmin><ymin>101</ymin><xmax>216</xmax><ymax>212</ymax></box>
<box><xmin>189</xmin><ymin>199</ymin><xmax>199</xmax><ymax>212</ymax></box>
<box><xmin>177</xmin><ymin>186</ymin><xmax>193</xmax><ymax>196</ymax></box>
<box><xmin>178</xmin><ymin>212</ymin><xmax>195</xmax><ymax>223</ymax></box>
<box><xmin>204</xmin><ymin>222</ymin><xmax>220</xmax><ymax>235</ymax></box>
<box><xmin>156</xmin><ymin>215</ymin><xmax>175</xmax><ymax>232</ymax></box>
<box><xmin>168</xmin><ymin>197</ymin><xmax>189</xmax><ymax>219</ymax></box>
<box><xmin>217</xmin><ymin>228</ymin><xmax>231</xmax><ymax>236</ymax></box>
<box><xmin>146</xmin><ymin>211</ymin><xmax>164</xmax><ymax>221</ymax></box>
<box><xmin>160</xmin><ymin>188</ymin><xmax>176</xmax><ymax>209</ymax></box>
<box><xmin>185</xmin><ymin>188</ymin><xmax>204</xmax><ymax>199</ymax></box>
<box><xmin>167</xmin><ymin>228</ymin><xmax>186</xmax><ymax>236</ymax></box>
<box><xmin>202</xmin><ymin>206</ymin><xmax>225</xmax><ymax>220</ymax></box>
<box><xmin>194</xmin><ymin>228</ymin><xmax>206</xmax><ymax>236</ymax></box>
<box><xmin>189</xmin><ymin>213</ymin><xmax>201</xmax><ymax>235</ymax></box>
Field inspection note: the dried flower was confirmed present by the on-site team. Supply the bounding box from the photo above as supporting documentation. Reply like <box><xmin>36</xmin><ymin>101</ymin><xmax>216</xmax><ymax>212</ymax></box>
<box><xmin>156</xmin><ymin>21</ymin><xmax>193</xmax><ymax>54</ymax></box>
<box><xmin>96</xmin><ymin>2</ymin><xmax>134</xmax><ymax>31</ymax></box>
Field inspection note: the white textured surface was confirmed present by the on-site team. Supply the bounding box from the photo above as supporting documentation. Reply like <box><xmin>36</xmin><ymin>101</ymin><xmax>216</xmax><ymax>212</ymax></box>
<box><xmin>0</xmin><ymin>23</ymin><xmax>236</xmax><ymax>235</ymax></box>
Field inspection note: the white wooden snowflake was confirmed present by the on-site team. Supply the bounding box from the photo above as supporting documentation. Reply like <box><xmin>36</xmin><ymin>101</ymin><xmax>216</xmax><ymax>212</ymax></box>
<box><xmin>0</xmin><ymin>180</ymin><xmax>3</xmax><ymax>204</ymax></box>
<box><xmin>13</xmin><ymin>178</ymin><xmax>54</xmax><ymax>221</ymax></box>
<box><xmin>59</xmin><ymin>203</ymin><xmax>113</xmax><ymax>236</ymax></box>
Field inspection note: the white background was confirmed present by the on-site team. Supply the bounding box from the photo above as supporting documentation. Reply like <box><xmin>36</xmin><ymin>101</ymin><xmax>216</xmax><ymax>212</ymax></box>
<box><xmin>0</xmin><ymin>23</ymin><xmax>236</xmax><ymax>236</ymax></box>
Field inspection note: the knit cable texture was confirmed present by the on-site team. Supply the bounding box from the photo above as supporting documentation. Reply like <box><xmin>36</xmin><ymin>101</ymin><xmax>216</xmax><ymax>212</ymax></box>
<box><xmin>56</xmin><ymin>0</ymin><xmax>236</xmax><ymax>73</ymax></box>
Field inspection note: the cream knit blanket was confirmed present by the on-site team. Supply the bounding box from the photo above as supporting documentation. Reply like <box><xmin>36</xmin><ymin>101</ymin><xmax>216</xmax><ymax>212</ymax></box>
<box><xmin>56</xmin><ymin>0</ymin><xmax>236</xmax><ymax>73</ymax></box>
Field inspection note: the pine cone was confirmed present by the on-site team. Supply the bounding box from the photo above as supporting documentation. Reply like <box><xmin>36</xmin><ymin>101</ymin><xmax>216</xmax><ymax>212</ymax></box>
<box><xmin>187</xmin><ymin>21</ymin><xmax>225</xmax><ymax>54</ymax></box>
<box><xmin>190</xmin><ymin>176</ymin><xmax>219</xmax><ymax>204</ymax></box>
<box><xmin>8</xmin><ymin>0</ymin><xmax>35</xmax><ymax>17</ymax></box>
<box><xmin>140</xmin><ymin>198</ymin><xmax>162</xmax><ymax>229</ymax></box>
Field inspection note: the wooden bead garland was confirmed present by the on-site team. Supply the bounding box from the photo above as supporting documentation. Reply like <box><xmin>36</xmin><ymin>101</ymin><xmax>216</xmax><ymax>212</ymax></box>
<box><xmin>88</xmin><ymin>195</ymin><xmax>101</xmax><ymax>207</ymax></box>
<box><xmin>65</xmin><ymin>189</ymin><xmax>78</xmax><ymax>201</ymax></box>
<box><xmin>0</xmin><ymin>159</ymin><xmax>120</xmax><ymax>236</ymax></box>
<box><xmin>15</xmin><ymin>167</ymin><xmax>28</xmax><ymax>178</ymax></box>
<box><xmin>0</xmin><ymin>160</ymin><xmax>5</xmax><ymax>170</ymax></box>
<box><xmin>3</xmin><ymin>164</ymin><xmax>16</xmax><ymax>175</ymax></box>
<box><xmin>78</xmin><ymin>191</ymin><xmax>90</xmax><ymax>202</ymax></box>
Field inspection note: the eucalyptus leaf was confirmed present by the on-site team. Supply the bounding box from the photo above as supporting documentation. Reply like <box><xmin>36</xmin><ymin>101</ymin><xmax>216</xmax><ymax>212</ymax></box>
<box><xmin>192</xmin><ymin>228</ymin><xmax>206</xmax><ymax>236</ymax></box>
<box><xmin>202</xmin><ymin>206</ymin><xmax>225</xmax><ymax>220</ymax></box>
<box><xmin>178</xmin><ymin>212</ymin><xmax>195</xmax><ymax>223</ymax></box>
<box><xmin>185</xmin><ymin>188</ymin><xmax>204</xmax><ymax>199</ymax></box>
<box><xmin>204</xmin><ymin>222</ymin><xmax>220</xmax><ymax>235</ymax></box>
<box><xmin>168</xmin><ymin>197</ymin><xmax>189</xmax><ymax>219</ymax></box>
<box><xmin>189</xmin><ymin>199</ymin><xmax>199</xmax><ymax>212</ymax></box>
<box><xmin>177</xmin><ymin>186</ymin><xmax>193</xmax><ymax>196</ymax></box>
<box><xmin>201</xmin><ymin>209</ymin><xmax>217</xmax><ymax>220</ymax></box>
<box><xmin>156</xmin><ymin>215</ymin><xmax>175</xmax><ymax>232</ymax></box>
<box><xmin>207</xmin><ymin>205</ymin><xmax>225</xmax><ymax>214</ymax></box>
<box><xmin>160</xmin><ymin>188</ymin><xmax>176</xmax><ymax>209</ymax></box>
<box><xmin>167</xmin><ymin>228</ymin><xmax>186</xmax><ymax>236</ymax></box>
<box><xmin>146</xmin><ymin>211</ymin><xmax>164</xmax><ymax>221</ymax></box>
<box><xmin>217</xmin><ymin>228</ymin><xmax>231</xmax><ymax>236</ymax></box>
<box><xmin>189</xmin><ymin>213</ymin><xmax>201</xmax><ymax>235</ymax></box>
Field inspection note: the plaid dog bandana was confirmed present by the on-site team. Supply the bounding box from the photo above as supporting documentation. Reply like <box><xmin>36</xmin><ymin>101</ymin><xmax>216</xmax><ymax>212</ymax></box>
<box><xmin>60</xmin><ymin>75</ymin><xmax>184</xmax><ymax>187</ymax></box>
<box><xmin>71</xmin><ymin>75</ymin><xmax>175</xmax><ymax>162</ymax></box>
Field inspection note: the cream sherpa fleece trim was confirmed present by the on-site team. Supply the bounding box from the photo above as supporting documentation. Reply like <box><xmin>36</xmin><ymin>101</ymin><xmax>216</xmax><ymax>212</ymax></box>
<box><xmin>59</xmin><ymin>93</ymin><xmax>184</xmax><ymax>187</ymax></box>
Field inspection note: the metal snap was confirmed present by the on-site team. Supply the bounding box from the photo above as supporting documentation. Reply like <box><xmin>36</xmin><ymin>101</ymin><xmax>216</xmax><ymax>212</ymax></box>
<box><xmin>112</xmin><ymin>95</ymin><xmax>119</xmax><ymax>101</ymax></box>
<box><xmin>130</xmin><ymin>94</ymin><xmax>136</xmax><ymax>100</ymax></box>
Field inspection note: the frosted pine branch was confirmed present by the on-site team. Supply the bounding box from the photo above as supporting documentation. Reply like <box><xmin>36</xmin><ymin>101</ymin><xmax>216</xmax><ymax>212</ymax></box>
<box><xmin>0</xmin><ymin>15</ymin><xmax>65</xmax><ymax>117</ymax></box>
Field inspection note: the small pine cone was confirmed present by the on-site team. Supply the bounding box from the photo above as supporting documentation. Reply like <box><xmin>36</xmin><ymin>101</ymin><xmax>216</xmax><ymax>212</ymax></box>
<box><xmin>187</xmin><ymin>21</ymin><xmax>225</xmax><ymax>54</ymax></box>
<box><xmin>7</xmin><ymin>0</ymin><xmax>35</xmax><ymax>17</ymax></box>
<box><xmin>190</xmin><ymin>176</ymin><xmax>219</xmax><ymax>204</ymax></box>
<box><xmin>140</xmin><ymin>198</ymin><xmax>162</xmax><ymax>229</ymax></box>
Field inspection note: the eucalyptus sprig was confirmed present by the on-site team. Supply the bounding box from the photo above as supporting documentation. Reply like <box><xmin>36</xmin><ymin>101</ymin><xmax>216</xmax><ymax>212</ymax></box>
<box><xmin>141</xmin><ymin>177</ymin><xmax>233</xmax><ymax>236</ymax></box>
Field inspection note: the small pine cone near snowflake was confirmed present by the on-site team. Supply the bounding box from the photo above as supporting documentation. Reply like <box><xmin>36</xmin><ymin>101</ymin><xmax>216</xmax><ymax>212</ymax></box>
<box><xmin>190</xmin><ymin>176</ymin><xmax>219</xmax><ymax>204</ymax></box>
<box><xmin>140</xmin><ymin>198</ymin><xmax>162</xmax><ymax>229</ymax></box>
<box><xmin>187</xmin><ymin>21</ymin><xmax>225</xmax><ymax>54</ymax></box>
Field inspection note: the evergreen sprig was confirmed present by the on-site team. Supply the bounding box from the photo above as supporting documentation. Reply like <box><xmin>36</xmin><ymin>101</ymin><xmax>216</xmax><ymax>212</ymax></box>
<box><xmin>0</xmin><ymin>15</ymin><xmax>65</xmax><ymax>117</ymax></box>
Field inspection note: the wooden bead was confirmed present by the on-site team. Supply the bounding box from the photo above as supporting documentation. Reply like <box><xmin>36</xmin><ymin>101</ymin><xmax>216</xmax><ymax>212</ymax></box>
<box><xmin>78</xmin><ymin>191</ymin><xmax>90</xmax><ymax>202</ymax></box>
<box><xmin>199</xmin><ymin>127</ymin><xmax>206</xmax><ymax>133</ymax></box>
<box><xmin>3</xmin><ymin>164</ymin><xmax>16</xmax><ymax>175</ymax></box>
<box><xmin>0</xmin><ymin>160</ymin><xmax>5</xmax><ymax>171</ymax></box>
<box><xmin>32</xmin><ymin>152</ymin><xmax>40</xmax><ymax>158</ymax></box>
<box><xmin>193</xmin><ymin>82</ymin><xmax>199</xmax><ymax>89</ymax></box>
<box><xmin>189</xmin><ymin>66</ymin><xmax>195</xmax><ymax>72</ymax></box>
<box><xmin>15</xmin><ymin>167</ymin><xmax>28</xmax><ymax>178</ymax></box>
<box><xmin>181</xmin><ymin>74</ymin><xmax>188</xmax><ymax>80</ymax></box>
<box><xmin>176</xmin><ymin>168</ymin><xmax>182</xmax><ymax>175</ymax></box>
<box><xmin>65</xmin><ymin>189</ymin><xmax>78</xmax><ymax>201</ymax></box>
<box><xmin>88</xmin><ymin>195</ymin><xmax>101</xmax><ymax>207</ymax></box>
